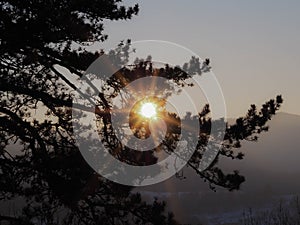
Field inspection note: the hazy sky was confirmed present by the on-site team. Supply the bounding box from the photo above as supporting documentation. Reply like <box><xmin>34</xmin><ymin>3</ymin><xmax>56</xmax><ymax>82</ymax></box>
<box><xmin>98</xmin><ymin>0</ymin><xmax>300</xmax><ymax>118</ymax></box>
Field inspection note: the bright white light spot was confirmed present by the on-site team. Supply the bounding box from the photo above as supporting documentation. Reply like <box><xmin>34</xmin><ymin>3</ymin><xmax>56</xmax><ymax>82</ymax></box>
<box><xmin>140</xmin><ymin>102</ymin><xmax>157</xmax><ymax>118</ymax></box>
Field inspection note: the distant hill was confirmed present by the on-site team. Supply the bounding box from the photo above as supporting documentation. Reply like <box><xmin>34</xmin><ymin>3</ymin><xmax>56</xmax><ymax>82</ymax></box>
<box><xmin>135</xmin><ymin>112</ymin><xmax>300</xmax><ymax>225</ymax></box>
<box><xmin>2</xmin><ymin>112</ymin><xmax>299</xmax><ymax>225</ymax></box>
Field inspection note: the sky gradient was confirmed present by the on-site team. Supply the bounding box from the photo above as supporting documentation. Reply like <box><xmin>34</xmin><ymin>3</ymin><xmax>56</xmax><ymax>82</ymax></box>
<box><xmin>98</xmin><ymin>0</ymin><xmax>300</xmax><ymax>118</ymax></box>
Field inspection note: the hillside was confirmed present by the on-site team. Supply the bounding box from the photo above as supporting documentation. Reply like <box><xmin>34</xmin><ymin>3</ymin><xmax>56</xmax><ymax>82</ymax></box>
<box><xmin>136</xmin><ymin>112</ymin><xmax>300</xmax><ymax>224</ymax></box>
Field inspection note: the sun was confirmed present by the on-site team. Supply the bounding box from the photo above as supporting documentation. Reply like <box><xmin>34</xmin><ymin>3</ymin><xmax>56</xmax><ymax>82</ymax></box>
<box><xmin>139</xmin><ymin>102</ymin><xmax>157</xmax><ymax>119</ymax></box>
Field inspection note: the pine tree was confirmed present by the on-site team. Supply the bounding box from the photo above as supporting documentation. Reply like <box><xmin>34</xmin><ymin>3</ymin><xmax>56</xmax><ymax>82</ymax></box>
<box><xmin>0</xmin><ymin>1</ymin><xmax>283</xmax><ymax>224</ymax></box>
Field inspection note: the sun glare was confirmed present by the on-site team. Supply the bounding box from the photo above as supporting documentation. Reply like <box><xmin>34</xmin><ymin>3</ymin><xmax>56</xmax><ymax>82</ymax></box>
<box><xmin>139</xmin><ymin>102</ymin><xmax>157</xmax><ymax>119</ymax></box>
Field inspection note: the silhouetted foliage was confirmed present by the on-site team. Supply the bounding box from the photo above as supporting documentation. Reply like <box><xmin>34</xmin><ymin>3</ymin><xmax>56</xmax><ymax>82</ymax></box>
<box><xmin>0</xmin><ymin>0</ymin><xmax>283</xmax><ymax>224</ymax></box>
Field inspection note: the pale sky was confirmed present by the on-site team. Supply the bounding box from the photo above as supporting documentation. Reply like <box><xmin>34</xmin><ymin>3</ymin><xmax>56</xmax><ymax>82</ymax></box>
<box><xmin>97</xmin><ymin>0</ymin><xmax>300</xmax><ymax>118</ymax></box>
